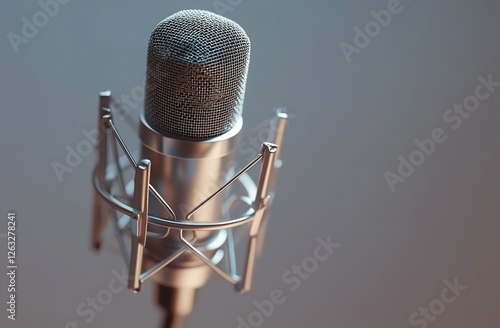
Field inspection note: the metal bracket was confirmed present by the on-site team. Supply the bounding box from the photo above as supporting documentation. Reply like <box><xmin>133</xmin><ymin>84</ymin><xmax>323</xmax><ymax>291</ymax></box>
<box><xmin>91</xmin><ymin>91</ymin><xmax>288</xmax><ymax>293</ymax></box>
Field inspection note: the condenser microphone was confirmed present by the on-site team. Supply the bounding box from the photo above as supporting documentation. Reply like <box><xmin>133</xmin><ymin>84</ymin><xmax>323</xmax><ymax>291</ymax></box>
<box><xmin>91</xmin><ymin>9</ymin><xmax>288</xmax><ymax>328</ymax></box>
<box><xmin>142</xmin><ymin>9</ymin><xmax>249</xmax><ymax>326</ymax></box>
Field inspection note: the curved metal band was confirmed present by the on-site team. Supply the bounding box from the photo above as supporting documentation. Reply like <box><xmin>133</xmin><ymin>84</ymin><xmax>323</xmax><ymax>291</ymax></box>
<box><xmin>139</xmin><ymin>112</ymin><xmax>242</xmax><ymax>159</ymax></box>
<box><xmin>92</xmin><ymin>169</ymin><xmax>257</xmax><ymax>231</ymax></box>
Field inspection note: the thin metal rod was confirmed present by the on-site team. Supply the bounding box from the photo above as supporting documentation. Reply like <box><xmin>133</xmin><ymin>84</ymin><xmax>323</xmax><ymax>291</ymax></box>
<box><xmin>140</xmin><ymin>247</ymin><xmax>186</xmax><ymax>283</ymax></box>
<box><xmin>240</xmin><ymin>143</ymin><xmax>278</xmax><ymax>293</ymax></box>
<box><xmin>148</xmin><ymin>212</ymin><xmax>254</xmax><ymax>230</ymax></box>
<box><xmin>111</xmin><ymin>211</ymin><xmax>130</xmax><ymax>267</ymax></box>
<box><xmin>186</xmin><ymin>154</ymin><xmax>263</xmax><ymax>221</ymax></box>
<box><xmin>110</xmin><ymin>131</ymin><xmax>128</xmax><ymax>196</ymax></box>
<box><xmin>149</xmin><ymin>185</ymin><xmax>176</xmax><ymax>221</ymax></box>
<box><xmin>107</xmin><ymin>119</ymin><xmax>138</xmax><ymax>168</ymax></box>
<box><xmin>254</xmin><ymin>143</ymin><xmax>278</xmax><ymax>205</ymax></box>
<box><xmin>180</xmin><ymin>231</ymin><xmax>239</xmax><ymax>285</ymax></box>
<box><xmin>162</xmin><ymin>313</ymin><xmax>185</xmax><ymax>328</ymax></box>
<box><xmin>240</xmin><ymin>235</ymin><xmax>258</xmax><ymax>293</ymax></box>
<box><xmin>227</xmin><ymin>228</ymin><xmax>238</xmax><ymax>279</ymax></box>
<box><xmin>91</xmin><ymin>93</ymin><xmax>112</xmax><ymax>250</ymax></box>
<box><xmin>91</xmin><ymin>193</ymin><xmax>107</xmax><ymax>250</ymax></box>
<box><xmin>128</xmin><ymin>160</ymin><xmax>151</xmax><ymax>292</ymax></box>
<box><xmin>96</xmin><ymin>96</ymin><xmax>111</xmax><ymax>187</ymax></box>
<box><xmin>272</xmin><ymin>109</ymin><xmax>288</xmax><ymax>164</ymax></box>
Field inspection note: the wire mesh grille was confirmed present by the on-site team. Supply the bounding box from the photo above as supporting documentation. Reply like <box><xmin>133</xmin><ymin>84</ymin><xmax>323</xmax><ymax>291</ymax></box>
<box><xmin>144</xmin><ymin>10</ymin><xmax>250</xmax><ymax>139</ymax></box>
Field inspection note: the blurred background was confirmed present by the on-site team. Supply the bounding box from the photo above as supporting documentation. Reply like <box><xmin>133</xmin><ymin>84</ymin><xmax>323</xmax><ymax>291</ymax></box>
<box><xmin>1</xmin><ymin>0</ymin><xmax>500</xmax><ymax>327</ymax></box>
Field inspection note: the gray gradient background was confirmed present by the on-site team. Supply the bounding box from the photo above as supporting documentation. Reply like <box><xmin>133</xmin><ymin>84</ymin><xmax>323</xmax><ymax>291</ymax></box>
<box><xmin>1</xmin><ymin>0</ymin><xmax>500</xmax><ymax>327</ymax></box>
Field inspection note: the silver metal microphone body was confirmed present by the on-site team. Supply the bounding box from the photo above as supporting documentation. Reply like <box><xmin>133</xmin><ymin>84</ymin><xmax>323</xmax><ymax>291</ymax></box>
<box><xmin>140</xmin><ymin>112</ymin><xmax>242</xmax><ymax>275</ymax></box>
<box><xmin>141</xmin><ymin>10</ymin><xmax>250</xmax><ymax>322</ymax></box>
<box><xmin>139</xmin><ymin>113</ymin><xmax>242</xmax><ymax>321</ymax></box>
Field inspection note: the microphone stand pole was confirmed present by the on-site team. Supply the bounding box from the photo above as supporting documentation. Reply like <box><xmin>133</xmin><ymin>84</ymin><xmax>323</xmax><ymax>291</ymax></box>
<box><xmin>157</xmin><ymin>285</ymin><xmax>196</xmax><ymax>328</ymax></box>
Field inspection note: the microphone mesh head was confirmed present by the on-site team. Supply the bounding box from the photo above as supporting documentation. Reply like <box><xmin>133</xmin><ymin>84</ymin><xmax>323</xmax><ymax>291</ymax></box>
<box><xmin>144</xmin><ymin>10</ymin><xmax>250</xmax><ymax>139</ymax></box>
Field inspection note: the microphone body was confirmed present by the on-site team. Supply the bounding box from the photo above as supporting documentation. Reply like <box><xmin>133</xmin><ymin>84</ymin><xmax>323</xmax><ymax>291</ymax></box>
<box><xmin>139</xmin><ymin>113</ymin><xmax>241</xmax><ymax>317</ymax></box>
<box><xmin>139</xmin><ymin>10</ymin><xmax>249</xmax><ymax>317</ymax></box>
